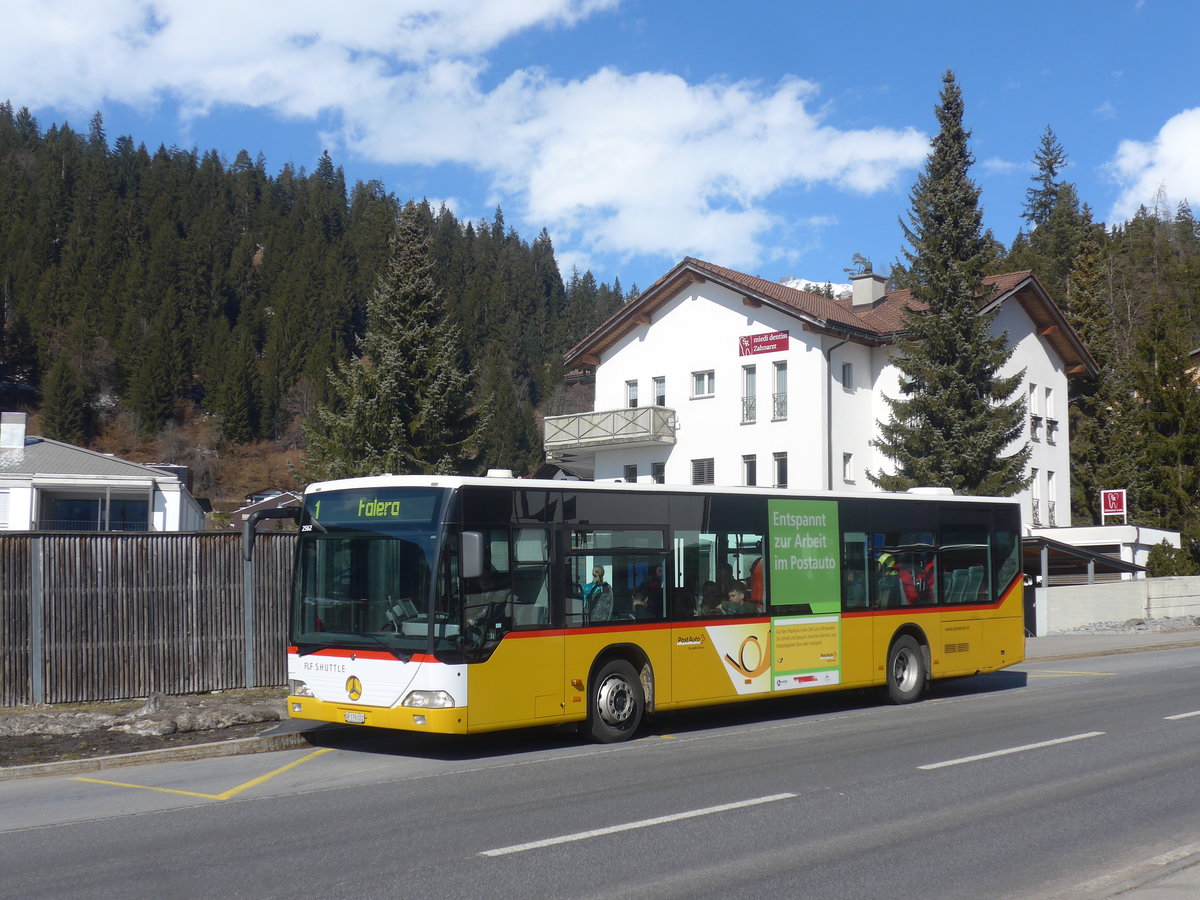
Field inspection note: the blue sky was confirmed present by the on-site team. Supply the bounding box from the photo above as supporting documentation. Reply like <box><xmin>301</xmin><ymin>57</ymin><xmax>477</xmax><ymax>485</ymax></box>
<box><xmin>5</xmin><ymin>1</ymin><xmax>1199</xmax><ymax>292</ymax></box>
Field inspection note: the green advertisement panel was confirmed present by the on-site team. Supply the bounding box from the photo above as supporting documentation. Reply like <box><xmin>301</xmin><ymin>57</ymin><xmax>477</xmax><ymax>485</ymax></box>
<box><xmin>768</xmin><ymin>499</ymin><xmax>842</xmax><ymax>692</ymax></box>
<box><xmin>767</xmin><ymin>499</ymin><xmax>841</xmax><ymax>614</ymax></box>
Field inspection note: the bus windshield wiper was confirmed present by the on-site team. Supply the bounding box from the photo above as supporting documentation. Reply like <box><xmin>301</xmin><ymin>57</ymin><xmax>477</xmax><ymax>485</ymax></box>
<box><xmin>352</xmin><ymin>631</ymin><xmax>414</xmax><ymax>662</ymax></box>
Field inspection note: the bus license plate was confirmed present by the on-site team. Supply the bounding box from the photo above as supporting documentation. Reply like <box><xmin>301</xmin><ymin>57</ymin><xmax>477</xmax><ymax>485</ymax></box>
<box><xmin>344</xmin><ymin>712</ymin><xmax>366</xmax><ymax>724</ymax></box>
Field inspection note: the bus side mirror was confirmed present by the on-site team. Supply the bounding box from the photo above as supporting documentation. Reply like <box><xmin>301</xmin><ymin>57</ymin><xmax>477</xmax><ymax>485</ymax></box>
<box><xmin>242</xmin><ymin>506</ymin><xmax>301</xmax><ymax>560</ymax></box>
<box><xmin>461</xmin><ymin>531</ymin><xmax>484</xmax><ymax>580</ymax></box>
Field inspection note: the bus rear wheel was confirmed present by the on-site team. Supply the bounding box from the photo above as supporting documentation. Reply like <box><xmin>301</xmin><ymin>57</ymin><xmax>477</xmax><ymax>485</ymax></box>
<box><xmin>887</xmin><ymin>635</ymin><xmax>927</xmax><ymax>704</ymax></box>
<box><xmin>585</xmin><ymin>659</ymin><xmax>644</xmax><ymax>743</ymax></box>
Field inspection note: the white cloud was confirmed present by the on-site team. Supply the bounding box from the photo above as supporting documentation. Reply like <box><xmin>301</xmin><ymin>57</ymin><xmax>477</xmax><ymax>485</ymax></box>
<box><xmin>1</xmin><ymin>0</ymin><xmax>929</xmax><ymax>269</ymax></box>
<box><xmin>981</xmin><ymin>157</ymin><xmax>1020</xmax><ymax>175</ymax></box>
<box><xmin>1108</xmin><ymin>107</ymin><xmax>1200</xmax><ymax>221</ymax></box>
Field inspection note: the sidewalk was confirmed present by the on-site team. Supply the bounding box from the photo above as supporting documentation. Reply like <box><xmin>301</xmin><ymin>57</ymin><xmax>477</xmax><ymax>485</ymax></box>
<box><xmin>1025</xmin><ymin>626</ymin><xmax>1200</xmax><ymax>661</ymax></box>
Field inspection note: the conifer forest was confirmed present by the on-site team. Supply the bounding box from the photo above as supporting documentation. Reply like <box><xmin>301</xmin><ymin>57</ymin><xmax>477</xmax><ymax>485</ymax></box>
<box><xmin>2</xmin><ymin>102</ymin><xmax>1200</xmax><ymax>555</ymax></box>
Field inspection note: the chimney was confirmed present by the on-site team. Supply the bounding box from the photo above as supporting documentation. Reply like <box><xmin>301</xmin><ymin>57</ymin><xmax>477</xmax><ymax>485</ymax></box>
<box><xmin>1</xmin><ymin>412</ymin><xmax>28</xmax><ymax>449</ymax></box>
<box><xmin>850</xmin><ymin>272</ymin><xmax>887</xmax><ymax>308</ymax></box>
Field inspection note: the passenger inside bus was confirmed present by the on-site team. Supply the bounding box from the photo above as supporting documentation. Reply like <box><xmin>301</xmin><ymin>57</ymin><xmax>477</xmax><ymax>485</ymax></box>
<box><xmin>699</xmin><ymin>581</ymin><xmax>723</xmax><ymax>616</ymax></box>
<box><xmin>670</xmin><ymin>587</ymin><xmax>696</xmax><ymax>618</ymax></box>
<box><xmin>584</xmin><ymin>566</ymin><xmax>612</xmax><ymax>622</ymax></box>
<box><xmin>721</xmin><ymin>581</ymin><xmax>758</xmax><ymax>615</ymax></box>
<box><xmin>843</xmin><ymin>568</ymin><xmax>866</xmax><ymax>608</ymax></box>
<box><xmin>631</xmin><ymin>585</ymin><xmax>652</xmax><ymax>618</ymax></box>
<box><xmin>748</xmin><ymin>557</ymin><xmax>764</xmax><ymax>610</ymax></box>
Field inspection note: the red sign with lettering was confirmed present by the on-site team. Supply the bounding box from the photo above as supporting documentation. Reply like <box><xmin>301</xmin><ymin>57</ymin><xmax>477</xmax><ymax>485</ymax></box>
<box><xmin>1101</xmin><ymin>489</ymin><xmax>1126</xmax><ymax>516</ymax></box>
<box><xmin>739</xmin><ymin>331</ymin><xmax>789</xmax><ymax>356</ymax></box>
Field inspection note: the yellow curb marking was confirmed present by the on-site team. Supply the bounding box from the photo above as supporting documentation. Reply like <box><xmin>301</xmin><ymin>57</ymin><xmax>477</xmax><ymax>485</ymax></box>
<box><xmin>1026</xmin><ymin>669</ymin><xmax>1115</xmax><ymax>677</ymax></box>
<box><xmin>71</xmin><ymin>747</ymin><xmax>332</xmax><ymax>800</ymax></box>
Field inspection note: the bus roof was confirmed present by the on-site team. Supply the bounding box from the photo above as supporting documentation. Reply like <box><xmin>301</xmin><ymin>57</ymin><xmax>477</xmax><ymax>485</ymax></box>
<box><xmin>303</xmin><ymin>474</ymin><xmax>1020</xmax><ymax>507</ymax></box>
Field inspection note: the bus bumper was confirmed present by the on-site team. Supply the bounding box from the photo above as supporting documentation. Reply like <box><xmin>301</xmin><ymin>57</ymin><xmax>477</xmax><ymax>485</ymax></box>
<box><xmin>287</xmin><ymin>696</ymin><xmax>469</xmax><ymax>734</ymax></box>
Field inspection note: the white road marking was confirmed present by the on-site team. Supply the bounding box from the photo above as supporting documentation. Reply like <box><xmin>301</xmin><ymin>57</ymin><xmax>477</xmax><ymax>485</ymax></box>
<box><xmin>1164</xmin><ymin>710</ymin><xmax>1200</xmax><ymax>720</ymax></box>
<box><xmin>480</xmin><ymin>793</ymin><xmax>797</xmax><ymax>857</ymax></box>
<box><xmin>918</xmin><ymin>732</ymin><xmax>1105</xmax><ymax>770</ymax></box>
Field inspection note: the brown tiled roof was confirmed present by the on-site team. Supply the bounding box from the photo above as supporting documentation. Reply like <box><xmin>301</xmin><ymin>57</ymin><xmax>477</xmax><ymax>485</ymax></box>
<box><xmin>849</xmin><ymin>270</ymin><xmax>1035</xmax><ymax>336</ymax></box>
<box><xmin>684</xmin><ymin>258</ymin><xmax>871</xmax><ymax>333</ymax></box>
<box><xmin>564</xmin><ymin>259</ymin><xmax>1096</xmax><ymax>376</ymax></box>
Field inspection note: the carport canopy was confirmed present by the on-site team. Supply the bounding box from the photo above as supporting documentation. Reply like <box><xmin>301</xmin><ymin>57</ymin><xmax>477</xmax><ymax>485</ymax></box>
<box><xmin>1022</xmin><ymin>534</ymin><xmax>1144</xmax><ymax>586</ymax></box>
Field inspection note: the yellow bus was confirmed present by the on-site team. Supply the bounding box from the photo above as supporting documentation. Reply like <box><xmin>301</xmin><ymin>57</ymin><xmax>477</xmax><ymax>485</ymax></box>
<box><xmin>282</xmin><ymin>475</ymin><xmax>1024</xmax><ymax>742</ymax></box>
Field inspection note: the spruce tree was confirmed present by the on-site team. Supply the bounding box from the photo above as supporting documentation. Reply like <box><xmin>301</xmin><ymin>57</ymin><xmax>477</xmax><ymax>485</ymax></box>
<box><xmin>870</xmin><ymin>71</ymin><xmax>1029</xmax><ymax>496</ymax></box>
<box><xmin>1132</xmin><ymin>298</ymin><xmax>1200</xmax><ymax>549</ymax></box>
<box><xmin>302</xmin><ymin>202</ymin><xmax>483</xmax><ymax>480</ymax></box>
<box><xmin>1023</xmin><ymin>125</ymin><xmax>1067</xmax><ymax>229</ymax></box>
<box><xmin>1067</xmin><ymin>226</ymin><xmax>1147</xmax><ymax>524</ymax></box>
<box><xmin>40</xmin><ymin>356</ymin><xmax>88</xmax><ymax>444</ymax></box>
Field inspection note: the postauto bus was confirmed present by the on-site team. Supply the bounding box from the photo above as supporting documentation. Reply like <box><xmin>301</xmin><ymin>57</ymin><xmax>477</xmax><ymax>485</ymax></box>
<box><xmin>278</xmin><ymin>475</ymin><xmax>1023</xmax><ymax>742</ymax></box>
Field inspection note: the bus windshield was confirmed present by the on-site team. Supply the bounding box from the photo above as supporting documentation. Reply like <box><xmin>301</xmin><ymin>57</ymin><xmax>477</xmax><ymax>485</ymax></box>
<box><xmin>291</xmin><ymin>487</ymin><xmax>456</xmax><ymax>656</ymax></box>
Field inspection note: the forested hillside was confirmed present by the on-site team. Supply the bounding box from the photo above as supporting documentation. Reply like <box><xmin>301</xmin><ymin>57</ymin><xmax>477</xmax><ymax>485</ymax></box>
<box><xmin>0</xmin><ymin>103</ymin><xmax>627</xmax><ymax>505</ymax></box>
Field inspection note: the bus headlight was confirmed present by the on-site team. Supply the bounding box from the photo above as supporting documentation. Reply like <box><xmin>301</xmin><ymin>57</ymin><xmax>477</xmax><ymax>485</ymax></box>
<box><xmin>289</xmin><ymin>679</ymin><xmax>315</xmax><ymax>698</ymax></box>
<box><xmin>401</xmin><ymin>690</ymin><xmax>455</xmax><ymax>709</ymax></box>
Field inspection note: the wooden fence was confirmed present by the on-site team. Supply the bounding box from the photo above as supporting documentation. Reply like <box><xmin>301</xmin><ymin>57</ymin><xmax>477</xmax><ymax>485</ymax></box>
<box><xmin>0</xmin><ymin>532</ymin><xmax>296</xmax><ymax>706</ymax></box>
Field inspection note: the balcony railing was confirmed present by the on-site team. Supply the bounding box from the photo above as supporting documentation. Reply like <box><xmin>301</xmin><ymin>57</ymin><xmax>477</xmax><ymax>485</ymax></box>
<box><xmin>543</xmin><ymin>406</ymin><xmax>676</xmax><ymax>452</ymax></box>
<box><xmin>772</xmin><ymin>392</ymin><xmax>788</xmax><ymax>420</ymax></box>
<box><xmin>37</xmin><ymin>519</ymin><xmax>150</xmax><ymax>532</ymax></box>
<box><xmin>741</xmin><ymin>396</ymin><xmax>756</xmax><ymax>424</ymax></box>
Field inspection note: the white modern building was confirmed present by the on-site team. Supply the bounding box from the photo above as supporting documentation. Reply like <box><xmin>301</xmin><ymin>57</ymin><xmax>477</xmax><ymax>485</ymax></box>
<box><xmin>544</xmin><ymin>257</ymin><xmax>1097</xmax><ymax>534</ymax></box>
<box><xmin>0</xmin><ymin>412</ymin><xmax>205</xmax><ymax>532</ymax></box>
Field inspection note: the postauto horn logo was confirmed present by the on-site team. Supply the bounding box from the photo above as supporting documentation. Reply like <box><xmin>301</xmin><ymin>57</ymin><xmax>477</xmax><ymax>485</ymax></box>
<box><xmin>345</xmin><ymin>676</ymin><xmax>363</xmax><ymax>701</ymax></box>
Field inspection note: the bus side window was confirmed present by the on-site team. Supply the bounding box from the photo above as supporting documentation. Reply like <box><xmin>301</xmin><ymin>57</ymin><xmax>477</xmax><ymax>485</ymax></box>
<box><xmin>842</xmin><ymin>533</ymin><xmax>869</xmax><ymax>609</ymax></box>
<box><xmin>511</xmin><ymin>528</ymin><xmax>551</xmax><ymax>628</ymax></box>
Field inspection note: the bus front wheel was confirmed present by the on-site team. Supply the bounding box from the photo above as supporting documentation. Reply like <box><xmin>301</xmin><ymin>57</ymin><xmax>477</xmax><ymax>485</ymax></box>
<box><xmin>585</xmin><ymin>659</ymin><xmax>644</xmax><ymax>743</ymax></box>
<box><xmin>887</xmin><ymin>635</ymin><xmax>927</xmax><ymax>704</ymax></box>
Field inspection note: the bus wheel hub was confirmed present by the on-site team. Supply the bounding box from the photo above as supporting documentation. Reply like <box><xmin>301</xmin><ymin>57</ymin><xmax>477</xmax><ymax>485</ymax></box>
<box><xmin>596</xmin><ymin>673</ymin><xmax>635</xmax><ymax>725</ymax></box>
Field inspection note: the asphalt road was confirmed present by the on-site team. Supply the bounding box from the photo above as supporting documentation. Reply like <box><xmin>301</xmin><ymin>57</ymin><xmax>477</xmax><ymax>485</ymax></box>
<box><xmin>1</xmin><ymin>647</ymin><xmax>1199</xmax><ymax>899</ymax></box>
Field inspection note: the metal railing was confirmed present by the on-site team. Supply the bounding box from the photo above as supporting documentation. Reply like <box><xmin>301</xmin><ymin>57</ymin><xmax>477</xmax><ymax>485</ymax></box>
<box><xmin>772</xmin><ymin>392</ymin><xmax>788</xmax><ymax>420</ymax></box>
<box><xmin>37</xmin><ymin>519</ymin><xmax>150</xmax><ymax>532</ymax></box>
<box><xmin>543</xmin><ymin>406</ymin><xmax>676</xmax><ymax>450</ymax></box>
<box><xmin>741</xmin><ymin>396</ymin><xmax>756</xmax><ymax>424</ymax></box>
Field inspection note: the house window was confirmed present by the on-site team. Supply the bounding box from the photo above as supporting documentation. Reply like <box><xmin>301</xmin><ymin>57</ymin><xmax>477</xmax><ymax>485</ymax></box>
<box><xmin>841</xmin><ymin>362</ymin><xmax>853</xmax><ymax>391</ymax></box>
<box><xmin>692</xmin><ymin>458</ymin><xmax>715</xmax><ymax>485</ymax></box>
<box><xmin>1029</xmin><ymin>382</ymin><xmax>1039</xmax><ymax>415</ymax></box>
<box><xmin>742</xmin><ymin>454</ymin><xmax>757</xmax><ymax>487</ymax></box>
<box><xmin>653</xmin><ymin>376</ymin><xmax>666</xmax><ymax>407</ymax></box>
<box><xmin>842</xmin><ymin>452</ymin><xmax>855</xmax><ymax>483</ymax></box>
<box><xmin>626</xmin><ymin>380</ymin><xmax>639</xmax><ymax>409</ymax></box>
<box><xmin>1031</xmin><ymin>467</ymin><xmax>1041</xmax><ymax>527</ymax></box>
<box><xmin>692</xmin><ymin>371</ymin><xmax>715</xmax><ymax>398</ymax></box>
<box><xmin>773</xmin><ymin>361</ymin><xmax>787</xmax><ymax>420</ymax></box>
<box><xmin>1045</xmin><ymin>386</ymin><xmax>1058</xmax><ymax>444</ymax></box>
<box><xmin>0</xmin><ymin>489</ymin><xmax>8</xmax><ymax>529</ymax></box>
<box><xmin>742</xmin><ymin>366</ymin><xmax>757</xmax><ymax>424</ymax></box>
<box><xmin>623</xmin><ymin>464</ymin><xmax>638</xmax><ymax>483</ymax></box>
<box><xmin>651</xmin><ymin>462</ymin><xmax>665</xmax><ymax>484</ymax></box>
<box><xmin>1047</xmin><ymin>470</ymin><xmax>1057</xmax><ymax>527</ymax></box>
<box><xmin>41</xmin><ymin>495</ymin><xmax>149</xmax><ymax>532</ymax></box>
<box><xmin>773</xmin><ymin>452</ymin><xmax>788</xmax><ymax>489</ymax></box>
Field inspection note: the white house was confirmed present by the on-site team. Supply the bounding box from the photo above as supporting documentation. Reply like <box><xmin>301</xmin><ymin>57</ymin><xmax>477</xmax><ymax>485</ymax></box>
<box><xmin>543</xmin><ymin>257</ymin><xmax>1097</xmax><ymax>534</ymax></box>
<box><xmin>0</xmin><ymin>412</ymin><xmax>205</xmax><ymax>532</ymax></box>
